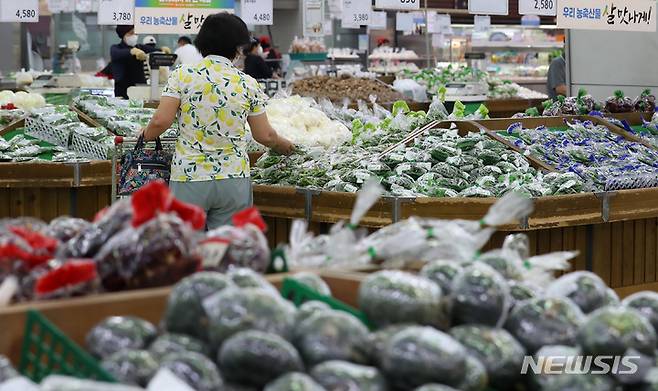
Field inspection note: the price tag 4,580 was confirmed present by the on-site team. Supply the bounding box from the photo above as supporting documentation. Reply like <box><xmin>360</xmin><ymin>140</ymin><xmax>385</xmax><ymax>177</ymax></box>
<box><xmin>98</xmin><ymin>0</ymin><xmax>135</xmax><ymax>25</ymax></box>
<box><xmin>519</xmin><ymin>0</ymin><xmax>557</xmax><ymax>16</ymax></box>
<box><xmin>0</xmin><ymin>0</ymin><xmax>39</xmax><ymax>23</ymax></box>
<box><xmin>243</xmin><ymin>0</ymin><xmax>274</xmax><ymax>25</ymax></box>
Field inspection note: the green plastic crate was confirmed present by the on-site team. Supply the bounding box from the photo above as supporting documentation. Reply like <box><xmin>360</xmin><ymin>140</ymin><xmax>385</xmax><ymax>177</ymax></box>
<box><xmin>19</xmin><ymin>309</ymin><xmax>115</xmax><ymax>383</ymax></box>
<box><xmin>280</xmin><ymin>277</ymin><xmax>372</xmax><ymax>329</ymax></box>
<box><xmin>289</xmin><ymin>52</ymin><xmax>328</xmax><ymax>62</ymax></box>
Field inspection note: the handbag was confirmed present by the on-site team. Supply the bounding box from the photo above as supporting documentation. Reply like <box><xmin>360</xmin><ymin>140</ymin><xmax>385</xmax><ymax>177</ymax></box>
<box><xmin>118</xmin><ymin>136</ymin><xmax>172</xmax><ymax>196</ymax></box>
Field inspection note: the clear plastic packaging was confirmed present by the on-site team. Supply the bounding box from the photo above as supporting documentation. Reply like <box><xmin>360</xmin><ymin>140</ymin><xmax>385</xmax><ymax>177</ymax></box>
<box><xmin>449</xmin><ymin>263</ymin><xmax>510</xmax><ymax>327</ymax></box>
<box><xmin>505</xmin><ymin>297</ymin><xmax>584</xmax><ymax>353</ymax></box>
<box><xmin>358</xmin><ymin>270</ymin><xmax>443</xmax><ymax>328</ymax></box>
<box><xmin>204</xmin><ymin>287</ymin><xmax>296</xmax><ymax>350</ymax></box>
<box><xmin>294</xmin><ymin>300</ymin><xmax>331</xmax><ymax>326</ymax></box>
<box><xmin>449</xmin><ymin>325</ymin><xmax>526</xmax><ymax>389</ymax></box>
<box><xmin>264</xmin><ymin>372</ymin><xmax>325</xmax><ymax>391</ymax></box>
<box><xmin>226</xmin><ymin>268</ymin><xmax>278</xmax><ymax>295</ymax></box>
<box><xmin>100</xmin><ymin>349</ymin><xmax>158</xmax><ymax>387</ymax></box>
<box><xmin>545</xmin><ymin>271</ymin><xmax>609</xmax><ymax>314</ymax></box>
<box><xmin>457</xmin><ymin>355</ymin><xmax>488</xmax><ymax>391</ymax></box>
<box><xmin>159</xmin><ymin>351</ymin><xmax>224</xmax><ymax>391</ymax></box>
<box><xmin>0</xmin><ymin>355</ymin><xmax>18</xmax><ymax>383</ymax></box>
<box><xmin>310</xmin><ymin>360</ymin><xmax>387</xmax><ymax>391</ymax></box>
<box><xmin>622</xmin><ymin>291</ymin><xmax>658</xmax><ymax>334</ymax></box>
<box><xmin>39</xmin><ymin>375</ymin><xmax>143</xmax><ymax>391</ymax></box>
<box><xmin>293</xmin><ymin>309</ymin><xmax>370</xmax><ymax>366</ymax></box>
<box><xmin>46</xmin><ymin>217</ymin><xmax>90</xmax><ymax>242</ymax></box>
<box><xmin>218</xmin><ymin>330</ymin><xmax>304</xmax><ymax>387</ymax></box>
<box><xmin>419</xmin><ymin>261</ymin><xmax>463</xmax><ymax>295</ymax></box>
<box><xmin>413</xmin><ymin>385</ymin><xmax>458</xmax><ymax>391</ymax></box>
<box><xmin>289</xmin><ymin>272</ymin><xmax>331</xmax><ymax>296</ymax></box>
<box><xmin>201</xmin><ymin>218</ymin><xmax>270</xmax><ymax>273</ymax></box>
<box><xmin>149</xmin><ymin>333</ymin><xmax>209</xmax><ymax>359</ymax></box>
<box><xmin>381</xmin><ymin>326</ymin><xmax>467</xmax><ymax>389</ymax></box>
<box><xmin>86</xmin><ymin>316</ymin><xmax>157</xmax><ymax>359</ymax></box>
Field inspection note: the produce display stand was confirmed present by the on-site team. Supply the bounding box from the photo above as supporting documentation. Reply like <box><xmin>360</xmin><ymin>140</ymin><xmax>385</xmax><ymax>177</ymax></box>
<box><xmin>254</xmin><ymin>117</ymin><xmax>658</xmax><ymax>296</ymax></box>
<box><xmin>485</xmin><ymin>98</ymin><xmax>545</xmax><ymax>118</ymax></box>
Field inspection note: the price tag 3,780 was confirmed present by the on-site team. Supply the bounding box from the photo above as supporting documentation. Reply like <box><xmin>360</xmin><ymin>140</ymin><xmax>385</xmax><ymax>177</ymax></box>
<box><xmin>98</xmin><ymin>0</ymin><xmax>135</xmax><ymax>25</ymax></box>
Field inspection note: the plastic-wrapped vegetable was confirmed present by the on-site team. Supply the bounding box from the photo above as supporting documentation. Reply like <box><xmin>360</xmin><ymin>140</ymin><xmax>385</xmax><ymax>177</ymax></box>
<box><xmin>414</xmin><ymin>385</ymin><xmax>458</xmax><ymax>391</ymax></box>
<box><xmin>148</xmin><ymin>333</ymin><xmax>209</xmax><ymax>358</ymax></box>
<box><xmin>200</xmin><ymin>221</ymin><xmax>270</xmax><ymax>273</ymax></box>
<box><xmin>100</xmin><ymin>350</ymin><xmax>158</xmax><ymax>386</ymax></box>
<box><xmin>507</xmin><ymin>280</ymin><xmax>537</xmax><ymax>310</ymax></box>
<box><xmin>205</xmin><ymin>287</ymin><xmax>296</xmax><ymax>350</ymax></box>
<box><xmin>0</xmin><ymin>355</ymin><xmax>18</xmax><ymax>383</ymax></box>
<box><xmin>46</xmin><ymin>217</ymin><xmax>90</xmax><ymax>242</ymax></box>
<box><xmin>450</xmin><ymin>264</ymin><xmax>510</xmax><ymax>327</ymax></box>
<box><xmin>310</xmin><ymin>360</ymin><xmax>387</xmax><ymax>391</ymax></box>
<box><xmin>578</xmin><ymin>306</ymin><xmax>657</xmax><ymax>357</ymax></box>
<box><xmin>538</xmin><ymin>373</ymin><xmax>616</xmax><ymax>391</ymax></box>
<box><xmin>289</xmin><ymin>272</ymin><xmax>332</xmax><ymax>296</ymax></box>
<box><xmin>528</xmin><ymin>345</ymin><xmax>580</xmax><ymax>390</ymax></box>
<box><xmin>95</xmin><ymin>214</ymin><xmax>200</xmax><ymax>292</ymax></box>
<box><xmin>457</xmin><ymin>355</ymin><xmax>488</xmax><ymax>391</ymax></box>
<box><xmin>605</xmin><ymin>90</ymin><xmax>634</xmax><ymax>113</ymax></box>
<box><xmin>294</xmin><ymin>309</ymin><xmax>370</xmax><ymax>366</ymax></box>
<box><xmin>381</xmin><ymin>326</ymin><xmax>467</xmax><ymax>389</ymax></box>
<box><xmin>505</xmin><ymin>297</ymin><xmax>584</xmax><ymax>353</ymax></box>
<box><xmin>635</xmin><ymin>89</ymin><xmax>656</xmax><ymax>113</ymax></box>
<box><xmin>419</xmin><ymin>261</ymin><xmax>462</xmax><ymax>295</ymax></box>
<box><xmin>162</xmin><ymin>272</ymin><xmax>233</xmax><ymax>341</ymax></box>
<box><xmin>545</xmin><ymin>271</ymin><xmax>608</xmax><ymax>314</ymax></box>
<box><xmin>219</xmin><ymin>330</ymin><xmax>304</xmax><ymax>387</ymax></box>
<box><xmin>450</xmin><ymin>325</ymin><xmax>526</xmax><ymax>388</ymax></box>
<box><xmin>227</xmin><ymin>267</ymin><xmax>278</xmax><ymax>295</ymax></box>
<box><xmin>295</xmin><ymin>300</ymin><xmax>332</xmax><ymax>325</ymax></box>
<box><xmin>358</xmin><ymin>270</ymin><xmax>443</xmax><ymax>328</ymax></box>
<box><xmin>622</xmin><ymin>291</ymin><xmax>658</xmax><ymax>335</ymax></box>
<box><xmin>86</xmin><ymin>316</ymin><xmax>157</xmax><ymax>359</ymax></box>
<box><xmin>32</xmin><ymin>259</ymin><xmax>99</xmax><ymax>300</ymax></box>
<box><xmin>264</xmin><ymin>372</ymin><xmax>325</xmax><ymax>391</ymax></box>
<box><xmin>476</xmin><ymin>249</ymin><xmax>522</xmax><ymax>280</ymax></box>
<box><xmin>159</xmin><ymin>351</ymin><xmax>224</xmax><ymax>391</ymax></box>
<box><xmin>364</xmin><ymin>323</ymin><xmax>412</xmax><ymax>366</ymax></box>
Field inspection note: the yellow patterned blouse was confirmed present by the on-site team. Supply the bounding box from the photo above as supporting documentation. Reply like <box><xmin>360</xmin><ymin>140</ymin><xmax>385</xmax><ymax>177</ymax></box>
<box><xmin>161</xmin><ymin>55</ymin><xmax>267</xmax><ymax>182</ymax></box>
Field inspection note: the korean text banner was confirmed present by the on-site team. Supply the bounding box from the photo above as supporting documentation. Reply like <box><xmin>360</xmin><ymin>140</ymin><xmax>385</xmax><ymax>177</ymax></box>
<box><xmin>135</xmin><ymin>0</ymin><xmax>235</xmax><ymax>34</ymax></box>
<box><xmin>557</xmin><ymin>0</ymin><xmax>656</xmax><ymax>32</ymax></box>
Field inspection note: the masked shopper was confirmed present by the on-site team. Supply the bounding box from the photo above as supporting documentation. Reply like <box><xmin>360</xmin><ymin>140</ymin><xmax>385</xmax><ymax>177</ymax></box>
<box><xmin>111</xmin><ymin>26</ymin><xmax>163</xmax><ymax>99</ymax></box>
<box><xmin>141</xmin><ymin>13</ymin><xmax>295</xmax><ymax>229</ymax></box>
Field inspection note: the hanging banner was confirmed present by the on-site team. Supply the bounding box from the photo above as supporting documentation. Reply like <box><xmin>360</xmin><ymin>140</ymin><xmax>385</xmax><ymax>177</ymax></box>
<box><xmin>0</xmin><ymin>0</ymin><xmax>39</xmax><ymax>23</ymax></box>
<box><xmin>242</xmin><ymin>0</ymin><xmax>273</xmax><ymax>25</ymax></box>
<box><xmin>303</xmin><ymin>0</ymin><xmax>324</xmax><ymax>37</ymax></box>
<box><xmin>376</xmin><ymin>0</ymin><xmax>419</xmax><ymax>11</ymax></box>
<box><xmin>342</xmin><ymin>0</ymin><xmax>371</xmax><ymax>28</ymax></box>
<box><xmin>519</xmin><ymin>0</ymin><xmax>557</xmax><ymax>16</ymax></box>
<box><xmin>98</xmin><ymin>0</ymin><xmax>135</xmax><ymax>25</ymax></box>
<box><xmin>468</xmin><ymin>0</ymin><xmax>508</xmax><ymax>15</ymax></box>
<box><xmin>134</xmin><ymin>0</ymin><xmax>235</xmax><ymax>34</ymax></box>
<box><xmin>557</xmin><ymin>0</ymin><xmax>656</xmax><ymax>32</ymax></box>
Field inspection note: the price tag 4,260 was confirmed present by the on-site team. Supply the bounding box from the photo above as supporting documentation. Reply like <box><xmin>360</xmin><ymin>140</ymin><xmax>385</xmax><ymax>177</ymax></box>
<box><xmin>242</xmin><ymin>0</ymin><xmax>274</xmax><ymax>25</ymax></box>
<box><xmin>98</xmin><ymin>0</ymin><xmax>135</xmax><ymax>25</ymax></box>
<box><xmin>0</xmin><ymin>0</ymin><xmax>39</xmax><ymax>23</ymax></box>
<box><xmin>519</xmin><ymin>0</ymin><xmax>557</xmax><ymax>16</ymax></box>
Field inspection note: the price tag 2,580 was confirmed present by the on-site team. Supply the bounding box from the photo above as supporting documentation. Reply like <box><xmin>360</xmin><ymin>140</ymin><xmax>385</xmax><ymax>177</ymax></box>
<box><xmin>242</xmin><ymin>0</ymin><xmax>274</xmax><ymax>25</ymax></box>
<box><xmin>0</xmin><ymin>0</ymin><xmax>39</xmax><ymax>23</ymax></box>
<box><xmin>519</xmin><ymin>0</ymin><xmax>557</xmax><ymax>16</ymax></box>
<box><xmin>98</xmin><ymin>0</ymin><xmax>135</xmax><ymax>25</ymax></box>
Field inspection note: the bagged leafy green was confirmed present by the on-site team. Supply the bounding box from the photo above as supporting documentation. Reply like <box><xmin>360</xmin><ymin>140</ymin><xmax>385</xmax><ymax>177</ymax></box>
<box><xmin>86</xmin><ymin>316</ymin><xmax>157</xmax><ymax>359</ymax></box>
<box><xmin>160</xmin><ymin>351</ymin><xmax>224</xmax><ymax>391</ymax></box>
<box><xmin>382</xmin><ymin>326</ymin><xmax>467</xmax><ymax>389</ymax></box>
<box><xmin>294</xmin><ymin>309</ymin><xmax>370</xmax><ymax>366</ymax></box>
<box><xmin>450</xmin><ymin>325</ymin><xmax>526</xmax><ymax>389</ymax></box>
<box><xmin>100</xmin><ymin>350</ymin><xmax>158</xmax><ymax>387</ymax></box>
<box><xmin>419</xmin><ymin>261</ymin><xmax>463</xmax><ymax>295</ymax></box>
<box><xmin>450</xmin><ymin>264</ymin><xmax>510</xmax><ymax>327</ymax></box>
<box><xmin>290</xmin><ymin>272</ymin><xmax>332</xmax><ymax>296</ymax></box>
<box><xmin>310</xmin><ymin>360</ymin><xmax>387</xmax><ymax>391</ymax></box>
<box><xmin>359</xmin><ymin>270</ymin><xmax>443</xmax><ymax>328</ymax></box>
<box><xmin>162</xmin><ymin>272</ymin><xmax>234</xmax><ymax>341</ymax></box>
<box><xmin>578</xmin><ymin>306</ymin><xmax>657</xmax><ymax>357</ymax></box>
<box><xmin>219</xmin><ymin>330</ymin><xmax>304</xmax><ymax>387</ymax></box>
<box><xmin>505</xmin><ymin>297</ymin><xmax>584</xmax><ymax>353</ymax></box>
<box><xmin>205</xmin><ymin>287</ymin><xmax>296</xmax><ymax>350</ymax></box>
<box><xmin>545</xmin><ymin>271</ymin><xmax>609</xmax><ymax>314</ymax></box>
<box><xmin>622</xmin><ymin>291</ymin><xmax>658</xmax><ymax>335</ymax></box>
<box><xmin>149</xmin><ymin>333</ymin><xmax>209</xmax><ymax>358</ymax></box>
<box><xmin>264</xmin><ymin>372</ymin><xmax>325</xmax><ymax>391</ymax></box>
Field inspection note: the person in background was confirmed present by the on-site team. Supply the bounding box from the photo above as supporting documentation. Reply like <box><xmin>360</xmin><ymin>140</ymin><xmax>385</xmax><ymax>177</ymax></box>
<box><xmin>259</xmin><ymin>35</ymin><xmax>281</xmax><ymax>74</ymax></box>
<box><xmin>175</xmin><ymin>36</ymin><xmax>203</xmax><ymax>65</ymax></box>
<box><xmin>141</xmin><ymin>13</ymin><xmax>294</xmax><ymax>229</ymax></box>
<box><xmin>547</xmin><ymin>53</ymin><xmax>567</xmax><ymax>100</ymax></box>
<box><xmin>142</xmin><ymin>36</ymin><xmax>157</xmax><ymax>48</ymax></box>
<box><xmin>111</xmin><ymin>25</ymin><xmax>162</xmax><ymax>99</ymax></box>
<box><xmin>243</xmin><ymin>38</ymin><xmax>272</xmax><ymax>80</ymax></box>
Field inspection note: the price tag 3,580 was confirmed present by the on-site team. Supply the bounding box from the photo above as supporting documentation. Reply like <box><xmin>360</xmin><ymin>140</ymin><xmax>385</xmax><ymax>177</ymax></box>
<box><xmin>519</xmin><ymin>0</ymin><xmax>557</xmax><ymax>16</ymax></box>
<box><xmin>98</xmin><ymin>0</ymin><xmax>135</xmax><ymax>25</ymax></box>
<box><xmin>0</xmin><ymin>0</ymin><xmax>39</xmax><ymax>23</ymax></box>
<box><xmin>242</xmin><ymin>0</ymin><xmax>274</xmax><ymax>25</ymax></box>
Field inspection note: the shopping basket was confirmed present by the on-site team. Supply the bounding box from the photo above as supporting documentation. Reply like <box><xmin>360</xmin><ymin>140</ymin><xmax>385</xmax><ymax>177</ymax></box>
<box><xmin>18</xmin><ymin>309</ymin><xmax>115</xmax><ymax>383</ymax></box>
<box><xmin>280</xmin><ymin>277</ymin><xmax>372</xmax><ymax>329</ymax></box>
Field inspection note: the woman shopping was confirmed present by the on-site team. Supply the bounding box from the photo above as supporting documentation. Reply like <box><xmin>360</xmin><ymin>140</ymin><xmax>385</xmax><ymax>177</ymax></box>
<box><xmin>141</xmin><ymin>13</ymin><xmax>295</xmax><ymax>229</ymax></box>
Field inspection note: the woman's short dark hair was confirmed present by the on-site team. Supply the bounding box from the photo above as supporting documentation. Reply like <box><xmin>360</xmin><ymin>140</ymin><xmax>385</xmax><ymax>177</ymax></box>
<box><xmin>194</xmin><ymin>13</ymin><xmax>250</xmax><ymax>59</ymax></box>
<box><xmin>178</xmin><ymin>36</ymin><xmax>192</xmax><ymax>45</ymax></box>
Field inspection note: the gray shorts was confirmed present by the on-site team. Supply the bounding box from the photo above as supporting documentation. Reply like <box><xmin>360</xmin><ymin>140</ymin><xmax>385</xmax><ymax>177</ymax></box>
<box><xmin>170</xmin><ymin>178</ymin><xmax>253</xmax><ymax>230</ymax></box>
